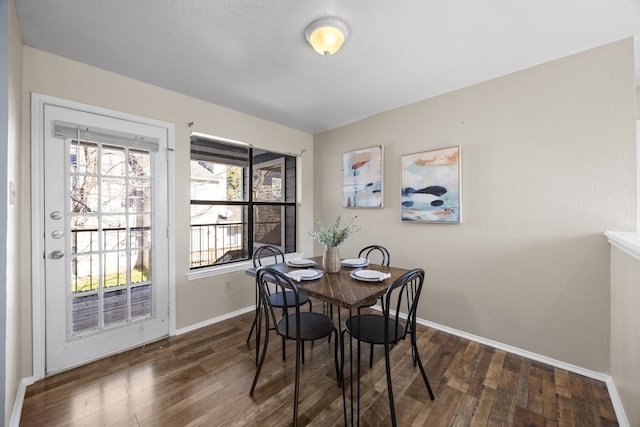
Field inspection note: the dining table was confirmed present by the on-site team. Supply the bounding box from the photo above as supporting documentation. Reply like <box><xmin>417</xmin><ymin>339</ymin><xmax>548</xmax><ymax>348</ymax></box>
<box><xmin>246</xmin><ymin>255</ymin><xmax>411</xmax><ymax>426</ymax></box>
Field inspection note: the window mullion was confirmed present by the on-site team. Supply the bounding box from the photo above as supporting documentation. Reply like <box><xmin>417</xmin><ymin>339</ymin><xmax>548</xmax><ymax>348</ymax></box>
<box><xmin>248</xmin><ymin>148</ymin><xmax>254</xmax><ymax>258</ymax></box>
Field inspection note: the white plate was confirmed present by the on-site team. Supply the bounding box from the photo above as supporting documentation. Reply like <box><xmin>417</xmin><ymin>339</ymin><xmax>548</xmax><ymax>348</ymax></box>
<box><xmin>350</xmin><ymin>271</ymin><xmax>381</xmax><ymax>282</ymax></box>
<box><xmin>286</xmin><ymin>269</ymin><xmax>323</xmax><ymax>281</ymax></box>
<box><xmin>341</xmin><ymin>258</ymin><xmax>370</xmax><ymax>267</ymax></box>
<box><xmin>353</xmin><ymin>270</ymin><xmax>388</xmax><ymax>281</ymax></box>
<box><xmin>286</xmin><ymin>258</ymin><xmax>317</xmax><ymax>267</ymax></box>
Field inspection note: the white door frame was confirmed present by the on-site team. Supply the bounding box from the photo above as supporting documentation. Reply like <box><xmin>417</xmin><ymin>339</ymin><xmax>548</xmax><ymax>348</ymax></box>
<box><xmin>31</xmin><ymin>93</ymin><xmax>176</xmax><ymax>379</ymax></box>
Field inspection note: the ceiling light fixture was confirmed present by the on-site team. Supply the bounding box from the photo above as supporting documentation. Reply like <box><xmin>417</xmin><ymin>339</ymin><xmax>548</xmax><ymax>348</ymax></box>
<box><xmin>304</xmin><ymin>17</ymin><xmax>349</xmax><ymax>56</ymax></box>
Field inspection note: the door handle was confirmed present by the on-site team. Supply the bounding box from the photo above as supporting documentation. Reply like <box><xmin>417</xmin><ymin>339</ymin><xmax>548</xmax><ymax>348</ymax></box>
<box><xmin>50</xmin><ymin>211</ymin><xmax>63</xmax><ymax>220</ymax></box>
<box><xmin>50</xmin><ymin>250</ymin><xmax>64</xmax><ymax>259</ymax></box>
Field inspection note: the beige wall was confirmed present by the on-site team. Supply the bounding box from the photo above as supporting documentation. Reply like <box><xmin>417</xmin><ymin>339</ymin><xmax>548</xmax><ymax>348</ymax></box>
<box><xmin>13</xmin><ymin>26</ymin><xmax>637</xmax><ymax>420</ymax></box>
<box><xmin>21</xmin><ymin>47</ymin><xmax>314</xmax><ymax>374</ymax></box>
<box><xmin>314</xmin><ymin>39</ymin><xmax>637</xmax><ymax>372</ymax></box>
<box><xmin>6</xmin><ymin>0</ymin><xmax>23</xmax><ymax>423</ymax></box>
<box><xmin>610</xmin><ymin>246</ymin><xmax>640</xmax><ymax>426</ymax></box>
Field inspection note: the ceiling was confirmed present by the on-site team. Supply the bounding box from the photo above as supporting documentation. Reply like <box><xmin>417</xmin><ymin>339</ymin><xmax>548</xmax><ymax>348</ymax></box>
<box><xmin>14</xmin><ymin>0</ymin><xmax>640</xmax><ymax>134</ymax></box>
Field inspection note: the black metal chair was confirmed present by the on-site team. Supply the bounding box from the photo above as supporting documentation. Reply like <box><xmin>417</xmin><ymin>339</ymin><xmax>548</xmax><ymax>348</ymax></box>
<box><xmin>358</xmin><ymin>244</ymin><xmax>391</xmax><ymax>267</ymax></box>
<box><xmin>327</xmin><ymin>245</ymin><xmax>391</xmax><ymax>349</ymax></box>
<box><xmin>246</xmin><ymin>245</ymin><xmax>312</xmax><ymax>363</ymax></box>
<box><xmin>357</xmin><ymin>244</ymin><xmax>391</xmax><ymax>366</ymax></box>
<box><xmin>357</xmin><ymin>245</ymin><xmax>391</xmax><ymax>310</ymax></box>
<box><xmin>340</xmin><ymin>268</ymin><xmax>434</xmax><ymax>427</ymax></box>
<box><xmin>250</xmin><ymin>267</ymin><xmax>340</xmax><ymax>427</ymax></box>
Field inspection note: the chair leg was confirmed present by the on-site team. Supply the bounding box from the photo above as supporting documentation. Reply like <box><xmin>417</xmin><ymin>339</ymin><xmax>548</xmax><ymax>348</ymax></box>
<box><xmin>369</xmin><ymin>343</ymin><xmax>374</xmax><ymax>368</ymax></box>
<box><xmin>327</xmin><ymin>304</ymin><xmax>334</xmax><ymax>343</ymax></box>
<box><xmin>255</xmin><ymin>305</ymin><xmax>262</xmax><ymax>365</ymax></box>
<box><xmin>332</xmin><ymin>329</ymin><xmax>340</xmax><ymax>385</ymax></box>
<box><xmin>384</xmin><ymin>340</ymin><xmax>397</xmax><ymax>427</ymax></box>
<box><xmin>411</xmin><ymin>329</ymin><xmax>435</xmax><ymax>400</ymax></box>
<box><xmin>250</xmin><ymin>311</ymin><xmax>270</xmax><ymax>395</ymax></box>
<box><xmin>247</xmin><ymin>286</ymin><xmax>259</xmax><ymax>345</ymax></box>
<box><xmin>293</xmin><ymin>338</ymin><xmax>301</xmax><ymax>427</ymax></box>
<box><xmin>246</xmin><ymin>312</ymin><xmax>258</xmax><ymax>345</ymax></box>
<box><xmin>280</xmin><ymin>308</ymin><xmax>287</xmax><ymax>361</ymax></box>
<box><xmin>340</xmin><ymin>329</ymin><xmax>348</xmax><ymax>426</ymax></box>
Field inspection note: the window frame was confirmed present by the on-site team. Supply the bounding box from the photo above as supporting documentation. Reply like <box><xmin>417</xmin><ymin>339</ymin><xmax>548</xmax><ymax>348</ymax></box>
<box><xmin>188</xmin><ymin>135</ymin><xmax>297</xmax><ymax>273</ymax></box>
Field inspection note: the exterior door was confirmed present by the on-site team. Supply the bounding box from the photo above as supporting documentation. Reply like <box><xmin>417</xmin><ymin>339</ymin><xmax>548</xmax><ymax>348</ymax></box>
<box><xmin>42</xmin><ymin>103</ymin><xmax>169</xmax><ymax>373</ymax></box>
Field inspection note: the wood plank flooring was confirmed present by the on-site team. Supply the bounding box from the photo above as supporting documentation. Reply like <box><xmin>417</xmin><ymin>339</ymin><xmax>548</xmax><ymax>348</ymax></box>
<box><xmin>20</xmin><ymin>308</ymin><xmax>618</xmax><ymax>426</ymax></box>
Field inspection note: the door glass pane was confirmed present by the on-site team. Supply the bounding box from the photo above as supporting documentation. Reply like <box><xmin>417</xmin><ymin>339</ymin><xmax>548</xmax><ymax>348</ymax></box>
<box><xmin>70</xmin><ymin>176</ymin><xmax>99</xmax><ymax>213</ymax></box>
<box><xmin>131</xmin><ymin>248</ymin><xmax>151</xmax><ymax>284</ymax></box>
<box><xmin>102</xmin><ymin>145</ymin><xmax>127</xmax><ymax>176</ymax></box>
<box><xmin>68</xmin><ymin>139</ymin><xmax>154</xmax><ymax>338</ymax></box>
<box><xmin>71</xmin><ymin>141</ymin><xmax>98</xmax><ymax>174</ymax></box>
<box><xmin>129</xmin><ymin>149</ymin><xmax>150</xmax><ymax>176</ymax></box>
<box><xmin>72</xmin><ymin>294</ymin><xmax>99</xmax><ymax>334</ymax></box>
<box><xmin>131</xmin><ymin>285</ymin><xmax>152</xmax><ymax>318</ymax></box>
<box><xmin>103</xmin><ymin>251</ymin><xmax>126</xmax><ymax>288</ymax></box>
<box><xmin>104</xmin><ymin>289</ymin><xmax>127</xmax><ymax>327</ymax></box>
<box><xmin>71</xmin><ymin>254</ymin><xmax>100</xmax><ymax>293</ymax></box>
<box><xmin>130</xmin><ymin>215</ymin><xmax>151</xmax><ymax>248</ymax></box>
<box><xmin>103</xmin><ymin>215</ymin><xmax>126</xmax><ymax>251</ymax></box>
<box><xmin>72</xmin><ymin>216</ymin><xmax>99</xmax><ymax>254</ymax></box>
<box><xmin>102</xmin><ymin>177</ymin><xmax>127</xmax><ymax>213</ymax></box>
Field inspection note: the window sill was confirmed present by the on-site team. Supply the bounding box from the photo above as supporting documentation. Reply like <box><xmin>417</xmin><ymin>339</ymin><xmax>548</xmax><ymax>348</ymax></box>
<box><xmin>185</xmin><ymin>252</ymin><xmax>306</xmax><ymax>281</ymax></box>
<box><xmin>604</xmin><ymin>232</ymin><xmax>640</xmax><ymax>262</ymax></box>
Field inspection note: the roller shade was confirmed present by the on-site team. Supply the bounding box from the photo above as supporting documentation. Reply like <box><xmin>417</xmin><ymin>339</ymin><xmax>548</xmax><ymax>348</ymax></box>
<box><xmin>190</xmin><ymin>135</ymin><xmax>249</xmax><ymax>167</ymax></box>
<box><xmin>54</xmin><ymin>120</ymin><xmax>160</xmax><ymax>152</ymax></box>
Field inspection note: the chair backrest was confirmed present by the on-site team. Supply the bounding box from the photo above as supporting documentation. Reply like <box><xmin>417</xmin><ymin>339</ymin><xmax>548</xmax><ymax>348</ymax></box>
<box><xmin>382</xmin><ymin>268</ymin><xmax>424</xmax><ymax>343</ymax></box>
<box><xmin>253</xmin><ymin>245</ymin><xmax>285</xmax><ymax>268</ymax></box>
<box><xmin>255</xmin><ymin>267</ymin><xmax>301</xmax><ymax>339</ymax></box>
<box><xmin>358</xmin><ymin>245</ymin><xmax>391</xmax><ymax>266</ymax></box>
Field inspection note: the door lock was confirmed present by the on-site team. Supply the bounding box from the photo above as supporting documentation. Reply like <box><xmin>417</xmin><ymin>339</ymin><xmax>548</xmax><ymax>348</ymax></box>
<box><xmin>50</xmin><ymin>250</ymin><xmax>64</xmax><ymax>259</ymax></box>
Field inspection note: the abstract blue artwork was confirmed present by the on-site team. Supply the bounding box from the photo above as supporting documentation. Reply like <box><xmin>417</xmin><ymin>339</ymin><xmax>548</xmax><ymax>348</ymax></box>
<box><xmin>342</xmin><ymin>145</ymin><xmax>383</xmax><ymax>208</ymax></box>
<box><xmin>401</xmin><ymin>146</ymin><xmax>461</xmax><ymax>223</ymax></box>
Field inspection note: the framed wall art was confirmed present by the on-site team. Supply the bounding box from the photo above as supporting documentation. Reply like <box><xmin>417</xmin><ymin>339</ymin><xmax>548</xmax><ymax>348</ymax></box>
<box><xmin>342</xmin><ymin>145</ymin><xmax>383</xmax><ymax>208</ymax></box>
<box><xmin>401</xmin><ymin>145</ymin><xmax>461</xmax><ymax>223</ymax></box>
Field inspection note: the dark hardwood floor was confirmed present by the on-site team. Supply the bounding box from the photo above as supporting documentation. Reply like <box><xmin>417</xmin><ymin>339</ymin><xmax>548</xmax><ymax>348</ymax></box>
<box><xmin>20</xmin><ymin>307</ymin><xmax>618</xmax><ymax>426</ymax></box>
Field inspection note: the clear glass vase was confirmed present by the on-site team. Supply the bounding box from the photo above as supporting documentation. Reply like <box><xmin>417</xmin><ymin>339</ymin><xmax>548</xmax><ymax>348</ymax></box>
<box><xmin>322</xmin><ymin>246</ymin><xmax>341</xmax><ymax>273</ymax></box>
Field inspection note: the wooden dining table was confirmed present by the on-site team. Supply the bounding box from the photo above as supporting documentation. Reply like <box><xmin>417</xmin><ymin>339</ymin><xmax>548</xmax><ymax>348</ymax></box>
<box><xmin>246</xmin><ymin>255</ymin><xmax>411</xmax><ymax>426</ymax></box>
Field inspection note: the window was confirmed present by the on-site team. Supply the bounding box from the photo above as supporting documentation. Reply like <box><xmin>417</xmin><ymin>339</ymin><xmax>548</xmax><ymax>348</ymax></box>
<box><xmin>189</xmin><ymin>135</ymin><xmax>296</xmax><ymax>268</ymax></box>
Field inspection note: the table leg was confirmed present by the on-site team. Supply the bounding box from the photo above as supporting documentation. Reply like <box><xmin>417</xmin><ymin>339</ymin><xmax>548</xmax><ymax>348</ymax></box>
<box><xmin>357</xmin><ymin>311</ymin><xmax>361</xmax><ymax>425</ymax></box>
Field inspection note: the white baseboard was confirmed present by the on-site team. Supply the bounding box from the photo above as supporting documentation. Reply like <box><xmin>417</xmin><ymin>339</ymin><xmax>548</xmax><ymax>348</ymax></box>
<box><xmin>416</xmin><ymin>317</ymin><xmax>629</xmax><ymax>426</ymax></box>
<box><xmin>175</xmin><ymin>305</ymin><xmax>255</xmax><ymax>336</ymax></box>
<box><xmin>605</xmin><ymin>376</ymin><xmax>630</xmax><ymax>427</ymax></box>
<box><xmin>9</xmin><ymin>376</ymin><xmax>35</xmax><ymax>427</ymax></box>
<box><xmin>417</xmin><ymin>317</ymin><xmax>607</xmax><ymax>381</ymax></box>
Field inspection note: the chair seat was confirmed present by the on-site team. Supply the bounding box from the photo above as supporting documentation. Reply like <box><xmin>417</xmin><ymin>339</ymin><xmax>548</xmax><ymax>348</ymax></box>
<box><xmin>345</xmin><ymin>314</ymin><xmax>406</xmax><ymax>345</ymax></box>
<box><xmin>269</xmin><ymin>290</ymin><xmax>310</xmax><ymax>307</ymax></box>
<box><xmin>277</xmin><ymin>312</ymin><xmax>335</xmax><ymax>341</ymax></box>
